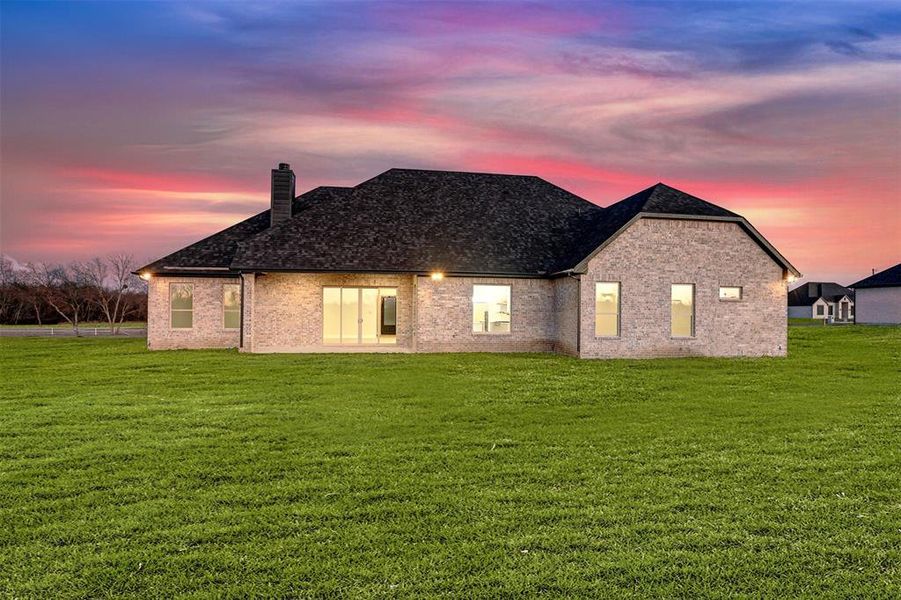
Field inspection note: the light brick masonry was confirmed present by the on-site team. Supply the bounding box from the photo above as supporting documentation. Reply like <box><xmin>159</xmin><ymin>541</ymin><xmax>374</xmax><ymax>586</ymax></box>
<box><xmin>147</xmin><ymin>217</ymin><xmax>789</xmax><ymax>357</ymax></box>
<box><xmin>579</xmin><ymin>218</ymin><xmax>787</xmax><ymax>358</ymax></box>
<box><xmin>147</xmin><ymin>276</ymin><xmax>240</xmax><ymax>350</ymax></box>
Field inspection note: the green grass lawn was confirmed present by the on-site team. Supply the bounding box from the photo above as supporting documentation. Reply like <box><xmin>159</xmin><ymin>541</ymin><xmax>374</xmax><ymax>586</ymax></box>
<box><xmin>1</xmin><ymin>327</ymin><xmax>899</xmax><ymax>598</ymax></box>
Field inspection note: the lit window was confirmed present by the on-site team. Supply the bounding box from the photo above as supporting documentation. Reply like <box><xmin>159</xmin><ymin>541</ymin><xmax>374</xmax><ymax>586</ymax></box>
<box><xmin>595</xmin><ymin>282</ymin><xmax>620</xmax><ymax>337</ymax></box>
<box><xmin>671</xmin><ymin>284</ymin><xmax>695</xmax><ymax>337</ymax></box>
<box><xmin>719</xmin><ymin>286</ymin><xmax>742</xmax><ymax>301</ymax></box>
<box><xmin>170</xmin><ymin>283</ymin><xmax>193</xmax><ymax>329</ymax></box>
<box><xmin>323</xmin><ymin>287</ymin><xmax>397</xmax><ymax>345</ymax></box>
<box><xmin>472</xmin><ymin>285</ymin><xmax>511</xmax><ymax>333</ymax></box>
<box><xmin>223</xmin><ymin>284</ymin><xmax>241</xmax><ymax>329</ymax></box>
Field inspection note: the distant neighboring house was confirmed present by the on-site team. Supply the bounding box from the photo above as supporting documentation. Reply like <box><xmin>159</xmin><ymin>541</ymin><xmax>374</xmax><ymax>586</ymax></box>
<box><xmin>849</xmin><ymin>263</ymin><xmax>901</xmax><ymax>324</ymax></box>
<box><xmin>788</xmin><ymin>282</ymin><xmax>855</xmax><ymax>322</ymax></box>
<box><xmin>137</xmin><ymin>162</ymin><xmax>800</xmax><ymax>358</ymax></box>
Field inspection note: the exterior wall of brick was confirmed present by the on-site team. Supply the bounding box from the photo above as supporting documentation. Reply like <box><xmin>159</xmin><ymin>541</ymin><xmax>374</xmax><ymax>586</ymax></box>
<box><xmin>553</xmin><ymin>276</ymin><xmax>580</xmax><ymax>356</ymax></box>
<box><xmin>147</xmin><ymin>276</ymin><xmax>241</xmax><ymax>350</ymax></box>
<box><xmin>147</xmin><ymin>218</ymin><xmax>789</xmax><ymax>357</ymax></box>
<box><xmin>854</xmin><ymin>287</ymin><xmax>901</xmax><ymax>324</ymax></box>
<box><xmin>245</xmin><ymin>273</ymin><xmax>415</xmax><ymax>352</ymax></box>
<box><xmin>240</xmin><ymin>273</ymin><xmax>255</xmax><ymax>352</ymax></box>
<box><xmin>414</xmin><ymin>275</ymin><xmax>556</xmax><ymax>353</ymax></box>
<box><xmin>579</xmin><ymin>218</ymin><xmax>787</xmax><ymax>358</ymax></box>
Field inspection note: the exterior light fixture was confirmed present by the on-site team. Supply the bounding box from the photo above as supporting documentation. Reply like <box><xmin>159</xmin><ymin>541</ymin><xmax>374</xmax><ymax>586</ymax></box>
<box><xmin>140</xmin><ymin>272</ymin><xmax>152</xmax><ymax>281</ymax></box>
<box><xmin>430</xmin><ymin>272</ymin><xmax>444</xmax><ymax>281</ymax></box>
<box><xmin>786</xmin><ymin>274</ymin><xmax>796</xmax><ymax>284</ymax></box>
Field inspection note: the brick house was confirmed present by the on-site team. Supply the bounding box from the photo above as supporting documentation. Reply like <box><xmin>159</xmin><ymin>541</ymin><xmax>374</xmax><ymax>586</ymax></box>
<box><xmin>137</xmin><ymin>163</ymin><xmax>800</xmax><ymax>358</ymax></box>
<box><xmin>787</xmin><ymin>282</ymin><xmax>855</xmax><ymax>322</ymax></box>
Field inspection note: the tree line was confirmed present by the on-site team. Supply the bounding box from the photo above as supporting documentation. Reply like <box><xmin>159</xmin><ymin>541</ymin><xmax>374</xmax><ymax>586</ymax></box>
<box><xmin>0</xmin><ymin>255</ymin><xmax>148</xmax><ymax>333</ymax></box>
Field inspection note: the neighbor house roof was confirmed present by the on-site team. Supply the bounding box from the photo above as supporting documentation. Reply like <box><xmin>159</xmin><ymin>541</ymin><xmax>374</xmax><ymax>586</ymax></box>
<box><xmin>138</xmin><ymin>169</ymin><xmax>799</xmax><ymax>278</ymax></box>
<box><xmin>850</xmin><ymin>263</ymin><xmax>901</xmax><ymax>289</ymax></box>
<box><xmin>788</xmin><ymin>282</ymin><xmax>854</xmax><ymax>306</ymax></box>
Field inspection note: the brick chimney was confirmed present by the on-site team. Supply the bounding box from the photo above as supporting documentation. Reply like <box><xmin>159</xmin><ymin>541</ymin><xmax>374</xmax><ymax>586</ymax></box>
<box><xmin>270</xmin><ymin>162</ymin><xmax>295</xmax><ymax>227</ymax></box>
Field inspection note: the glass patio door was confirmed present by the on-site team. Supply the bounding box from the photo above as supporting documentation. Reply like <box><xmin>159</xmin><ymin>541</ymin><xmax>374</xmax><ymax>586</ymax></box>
<box><xmin>323</xmin><ymin>287</ymin><xmax>397</xmax><ymax>345</ymax></box>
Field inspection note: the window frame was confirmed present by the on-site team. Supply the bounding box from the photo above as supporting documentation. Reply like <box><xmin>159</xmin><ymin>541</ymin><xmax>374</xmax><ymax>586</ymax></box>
<box><xmin>471</xmin><ymin>284</ymin><xmax>512</xmax><ymax>335</ymax></box>
<box><xmin>718</xmin><ymin>286</ymin><xmax>743</xmax><ymax>302</ymax></box>
<box><xmin>670</xmin><ymin>283</ymin><xmax>695</xmax><ymax>339</ymax></box>
<box><xmin>594</xmin><ymin>281</ymin><xmax>621</xmax><ymax>338</ymax></box>
<box><xmin>169</xmin><ymin>282</ymin><xmax>194</xmax><ymax>330</ymax></box>
<box><xmin>816</xmin><ymin>304</ymin><xmax>825</xmax><ymax>316</ymax></box>
<box><xmin>321</xmin><ymin>286</ymin><xmax>398</xmax><ymax>345</ymax></box>
<box><xmin>222</xmin><ymin>283</ymin><xmax>241</xmax><ymax>330</ymax></box>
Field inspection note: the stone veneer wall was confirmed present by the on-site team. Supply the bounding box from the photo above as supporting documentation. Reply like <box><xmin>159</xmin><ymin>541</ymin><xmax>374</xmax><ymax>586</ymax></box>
<box><xmin>245</xmin><ymin>273</ymin><xmax>415</xmax><ymax>352</ymax></box>
<box><xmin>414</xmin><ymin>275</ymin><xmax>556</xmax><ymax>353</ymax></box>
<box><xmin>579</xmin><ymin>218</ymin><xmax>787</xmax><ymax>358</ymax></box>
<box><xmin>147</xmin><ymin>276</ymin><xmax>241</xmax><ymax>350</ymax></box>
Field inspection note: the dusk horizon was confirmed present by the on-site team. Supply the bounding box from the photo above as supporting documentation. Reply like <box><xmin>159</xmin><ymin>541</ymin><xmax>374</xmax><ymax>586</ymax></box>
<box><xmin>2</xmin><ymin>1</ymin><xmax>899</xmax><ymax>285</ymax></box>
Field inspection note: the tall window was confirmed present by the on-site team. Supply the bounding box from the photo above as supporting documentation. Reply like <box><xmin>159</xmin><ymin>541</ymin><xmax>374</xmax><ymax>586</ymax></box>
<box><xmin>816</xmin><ymin>304</ymin><xmax>825</xmax><ymax>316</ymax></box>
<box><xmin>671</xmin><ymin>284</ymin><xmax>694</xmax><ymax>337</ymax></box>
<box><xmin>595</xmin><ymin>282</ymin><xmax>620</xmax><ymax>337</ymax></box>
<box><xmin>323</xmin><ymin>287</ymin><xmax>397</xmax><ymax>345</ymax></box>
<box><xmin>170</xmin><ymin>283</ymin><xmax>193</xmax><ymax>329</ymax></box>
<box><xmin>223</xmin><ymin>284</ymin><xmax>241</xmax><ymax>329</ymax></box>
<box><xmin>472</xmin><ymin>285</ymin><xmax>511</xmax><ymax>333</ymax></box>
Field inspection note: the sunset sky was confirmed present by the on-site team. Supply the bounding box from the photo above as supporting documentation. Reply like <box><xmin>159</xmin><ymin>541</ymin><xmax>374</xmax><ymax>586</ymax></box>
<box><xmin>1</xmin><ymin>0</ymin><xmax>899</xmax><ymax>284</ymax></box>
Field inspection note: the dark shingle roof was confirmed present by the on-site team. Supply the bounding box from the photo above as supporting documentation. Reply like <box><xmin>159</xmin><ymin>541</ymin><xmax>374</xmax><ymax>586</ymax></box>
<box><xmin>850</xmin><ymin>263</ymin><xmax>901</xmax><ymax>288</ymax></box>
<box><xmin>140</xmin><ymin>170</ymin><xmax>796</xmax><ymax>278</ymax></box>
<box><xmin>231</xmin><ymin>169</ymin><xmax>605</xmax><ymax>275</ymax></box>
<box><xmin>138</xmin><ymin>186</ymin><xmax>350</xmax><ymax>275</ymax></box>
<box><xmin>608</xmin><ymin>182</ymin><xmax>740</xmax><ymax>219</ymax></box>
<box><xmin>788</xmin><ymin>282</ymin><xmax>854</xmax><ymax>306</ymax></box>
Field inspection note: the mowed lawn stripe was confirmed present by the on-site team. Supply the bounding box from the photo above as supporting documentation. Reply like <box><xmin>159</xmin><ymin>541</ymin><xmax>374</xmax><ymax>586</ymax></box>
<box><xmin>0</xmin><ymin>326</ymin><xmax>899</xmax><ymax>598</ymax></box>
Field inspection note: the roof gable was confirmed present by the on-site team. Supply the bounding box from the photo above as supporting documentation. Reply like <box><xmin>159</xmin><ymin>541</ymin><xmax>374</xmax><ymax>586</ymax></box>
<box><xmin>788</xmin><ymin>282</ymin><xmax>854</xmax><ymax>306</ymax></box>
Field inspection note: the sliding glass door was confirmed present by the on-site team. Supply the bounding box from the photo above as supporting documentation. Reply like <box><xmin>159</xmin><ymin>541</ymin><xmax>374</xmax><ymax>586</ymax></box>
<box><xmin>323</xmin><ymin>287</ymin><xmax>397</xmax><ymax>345</ymax></box>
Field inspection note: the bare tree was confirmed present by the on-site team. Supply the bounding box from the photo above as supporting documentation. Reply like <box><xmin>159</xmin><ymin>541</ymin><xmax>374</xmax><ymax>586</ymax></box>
<box><xmin>29</xmin><ymin>262</ymin><xmax>91</xmax><ymax>334</ymax></box>
<box><xmin>0</xmin><ymin>257</ymin><xmax>20</xmax><ymax>323</ymax></box>
<box><xmin>17</xmin><ymin>267</ymin><xmax>46</xmax><ymax>325</ymax></box>
<box><xmin>77</xmin><ymin>254</ymin><xmax>142</xmax><ymax>333</ymax></box>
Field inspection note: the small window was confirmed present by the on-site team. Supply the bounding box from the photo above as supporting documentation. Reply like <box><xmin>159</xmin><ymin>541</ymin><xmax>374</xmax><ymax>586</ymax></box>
<box><xmin>595</xmin><ymin>282</ymin><xmax>620</xmax><ymax>337</ymax></box>
<box><xmin>472</xmin><ymin>284</ymin><xmax>511</xmax><ymax>334</ymax></box>
<box><xmin>170</xmin><ymin>283</ymin><xmax>193</xmax><ymax>329</ymax></box>
<box><xmin>671</xmin><ymin>284</ymin><xmax>695</xmax><ymax>338</ymax></box>
<box><xmin>719</xmin><ymin>286</ymin><xmax>742</xmax><ymax>301</ymax></box>
<box><xmin>223</xmin><ymin>284</ymin><xmax>241</xmax><ymax>329</ymax></box>
<box><xmin>816</xmin><ymin>305</ymin><xmax>825</xmax><ymax>316</ymax></box>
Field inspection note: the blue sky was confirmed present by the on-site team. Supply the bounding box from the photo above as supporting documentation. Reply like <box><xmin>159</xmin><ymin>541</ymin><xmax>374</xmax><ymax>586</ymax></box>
<box><xmin>1</xmin><ymin>1</ymin><xmax>899</xmax><ymax>282</ymax></box>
